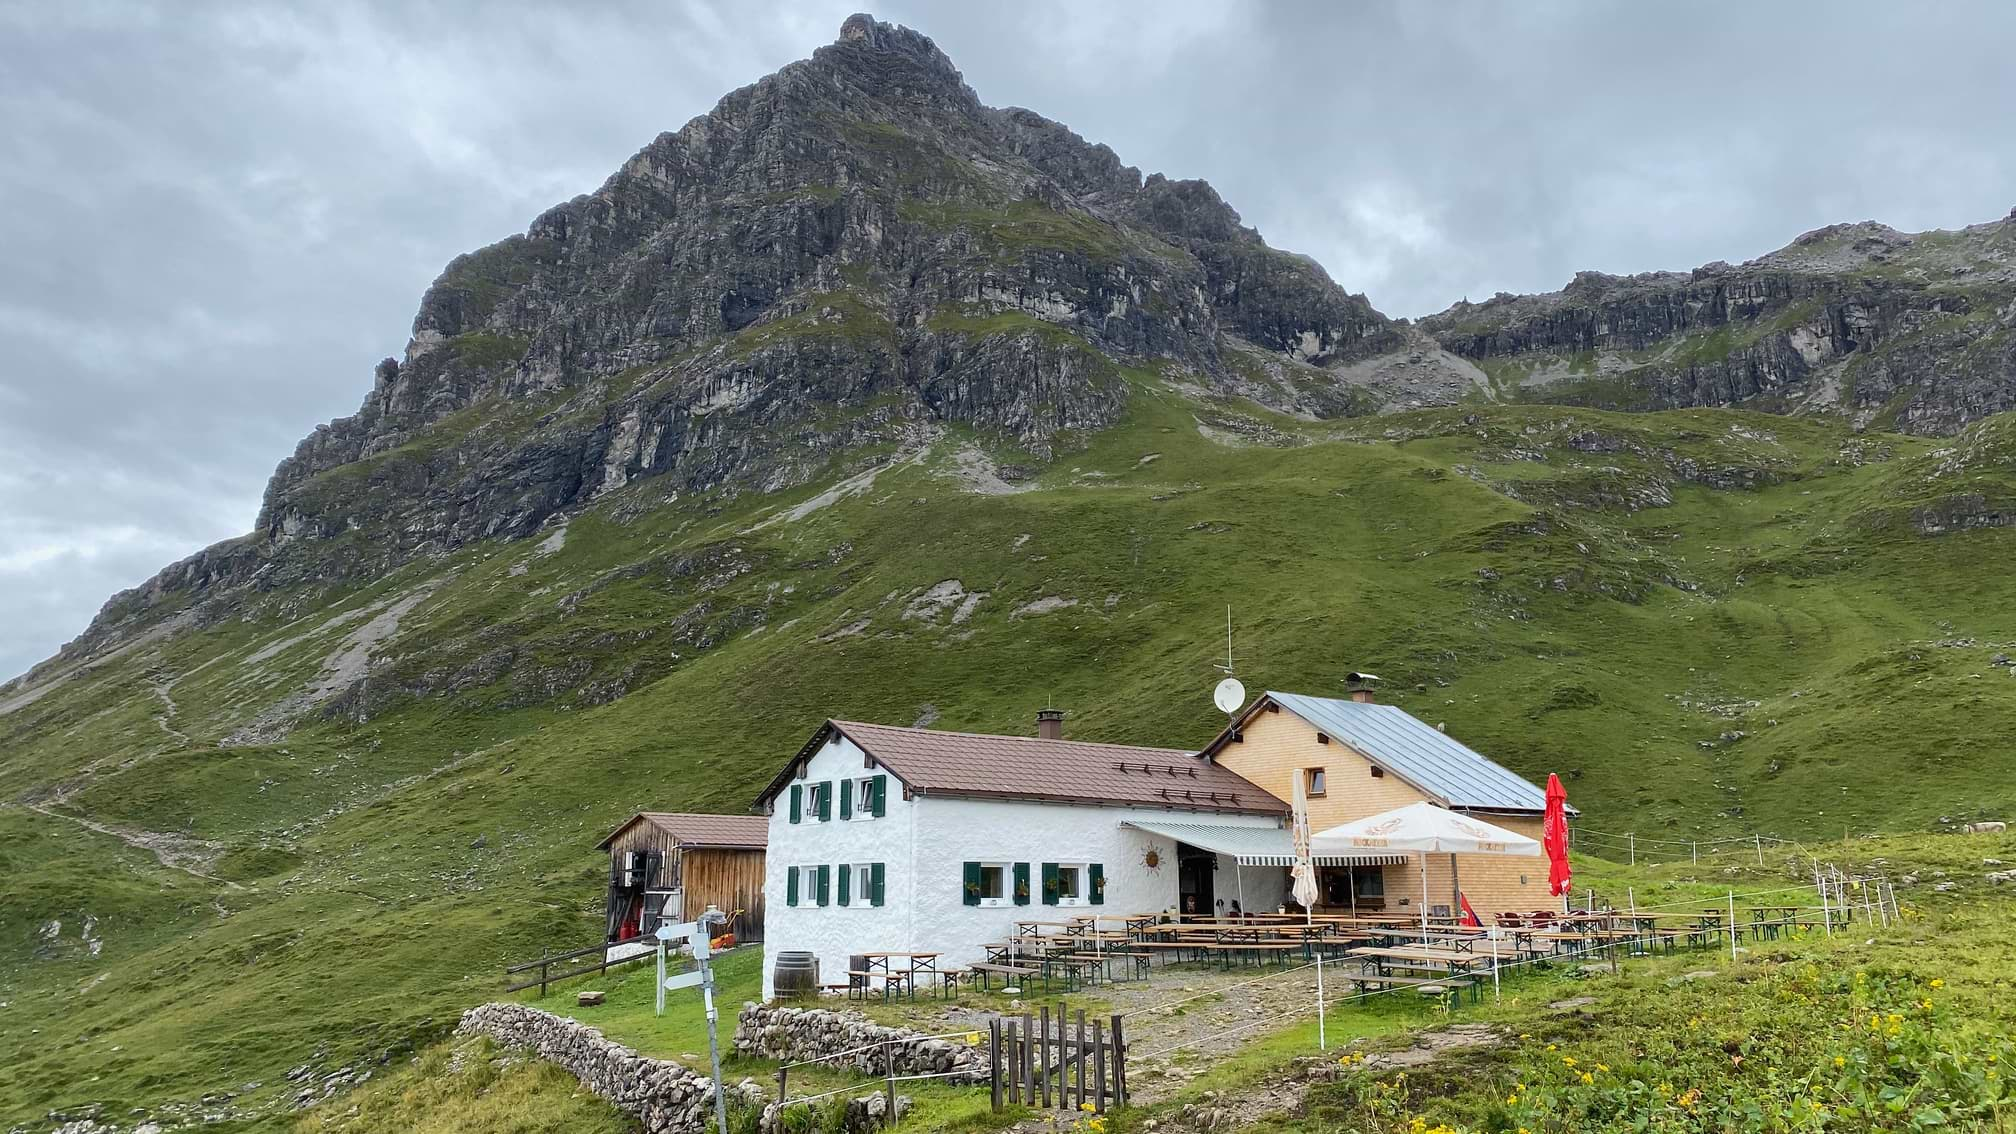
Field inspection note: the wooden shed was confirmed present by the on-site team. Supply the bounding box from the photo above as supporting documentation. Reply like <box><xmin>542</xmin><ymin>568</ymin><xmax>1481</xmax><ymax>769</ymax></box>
<box><xmin>597</xmin><ymin>812</ymin><xmax>768</xmax><ymax>945</ymax></box>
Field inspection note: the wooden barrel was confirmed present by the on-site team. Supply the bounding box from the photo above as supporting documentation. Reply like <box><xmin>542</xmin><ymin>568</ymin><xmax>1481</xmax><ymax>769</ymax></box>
<box><xmin>772</xmin><ymin>951</ymin><xmax>819</xmax><ymax>999</ymax></box>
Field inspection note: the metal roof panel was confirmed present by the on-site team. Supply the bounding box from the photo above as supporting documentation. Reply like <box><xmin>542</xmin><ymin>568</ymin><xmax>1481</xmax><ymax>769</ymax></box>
<box><xmin>1266</xmin><ymin>691</ymin><xmax>1554</xmax><ymax>813</ymax></box>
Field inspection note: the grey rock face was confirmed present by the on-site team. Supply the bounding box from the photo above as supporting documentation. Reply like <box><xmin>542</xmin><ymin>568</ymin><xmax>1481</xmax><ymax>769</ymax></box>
<box><xmin>66</xmin><ymin>14</ymin><xmax>1401</xmax><ymax>658</ymax></box>
<box><xmin>1419</xmin><ymin>215</ymin><xmax>2016</xmax><ymax>435</ymax></box>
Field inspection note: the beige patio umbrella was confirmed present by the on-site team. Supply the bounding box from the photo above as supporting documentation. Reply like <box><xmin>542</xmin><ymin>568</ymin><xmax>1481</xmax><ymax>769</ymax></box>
<box><xmin>1312</xmin><ymin>801</ymin><xmax>1540</xmax><ymax>938</ymax></box>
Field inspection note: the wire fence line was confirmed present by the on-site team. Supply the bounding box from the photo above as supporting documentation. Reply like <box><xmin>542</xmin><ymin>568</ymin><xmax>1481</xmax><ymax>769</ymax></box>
<box><xmin>1131</xmin><ymin>934</ymin><xmax>1624</xmax><ymax>1062</ymax></box>
<box><xmin>1574</xmin><ymin>827</ymin><xmax>1795</xmax><ymax>849</ymax></box>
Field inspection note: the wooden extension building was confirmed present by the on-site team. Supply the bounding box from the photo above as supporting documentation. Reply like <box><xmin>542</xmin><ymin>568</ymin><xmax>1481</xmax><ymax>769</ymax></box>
<box><xmin>597</xmin><ymin>812</ymin><xmax>768</xmax><ymax>945</ymax></box>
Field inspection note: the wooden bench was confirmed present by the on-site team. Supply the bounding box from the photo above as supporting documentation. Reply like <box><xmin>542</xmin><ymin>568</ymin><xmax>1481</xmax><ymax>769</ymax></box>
<box><xmin>847</xmin><ymin>969</ymin><xmax>916</xmax><ymax>1000</ymax></box>
<box><xmin>969</xmin><ymin>962</ymin><xmax>1042</xmax><ymax>992</ymax></box>
<box><xmin>1343</xmin><ymin>972</ymin><xmax>1481</xmax><ymax>1002</ymax></box>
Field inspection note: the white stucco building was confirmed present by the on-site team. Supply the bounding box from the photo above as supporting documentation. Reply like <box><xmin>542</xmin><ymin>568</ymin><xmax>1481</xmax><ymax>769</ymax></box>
<box><xmin>754</xmin><ymin>711</ymin><xmax>1298</xmax><ymax>997</ymax></box>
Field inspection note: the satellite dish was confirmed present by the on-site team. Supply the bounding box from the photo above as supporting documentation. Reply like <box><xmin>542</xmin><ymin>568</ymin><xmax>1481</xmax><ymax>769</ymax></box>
<box><xmin>1213</xmin><ymin>677</ymin><xmax>1246</xmax><ymax>714</ymax></box>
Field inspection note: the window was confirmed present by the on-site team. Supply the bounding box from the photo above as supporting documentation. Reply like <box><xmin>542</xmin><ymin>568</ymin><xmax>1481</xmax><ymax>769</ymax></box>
<box><xmin>798</xmin><ymin>863</ymin><xmax>828</xmax><ymax>906</ymax></box>
<box><xmin>1370</xmin><ymin>766</ymin><xmax>1386</xmax><ymax>779</ymax></box>
<box><xmin>1041</xmin><ymin>862</ymin><xmax>1104</xmax><ymax>906</ymax></box>
<box><xmin>806</xmin><ymin>781</ymin><xmax>834</xmax><ymax>822</ymax></box>
<box><xmin>1055</xmin><ymin>863</ymin><xmax>1084</xmax><ymax>903</ymax></box>
<box><xmin>967</xmin><ymin>859</ymin><xmax>1016</xmax><ymax>903</ymax></box>
<box><xmin>840</xmin><ymin>862</ymin><xmax>883</xmax><ymax>906</ymax></box>
<box><xmin>850</xmin><ymin>775</ymin><xmax>886</xmax><ymax>819</ymax></box>
<box><xmin>1305</xmin><ymin>767</ymin><xmax>1327</xmax><ymax>797</ymax></box>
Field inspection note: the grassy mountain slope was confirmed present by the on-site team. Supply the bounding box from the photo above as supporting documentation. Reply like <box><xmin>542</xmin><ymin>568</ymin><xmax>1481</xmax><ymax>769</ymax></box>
<box><xmin>8</xmin><ymin>375</ymin><xmax>2016</xmax><ymax>1126</ymax></box>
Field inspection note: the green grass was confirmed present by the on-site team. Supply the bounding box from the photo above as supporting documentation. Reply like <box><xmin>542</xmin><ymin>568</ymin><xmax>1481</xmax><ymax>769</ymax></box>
<box><xmin>11</xmin><ymin>389</ymin><xmax>2016</xmax><ymax>1127</ymax></box>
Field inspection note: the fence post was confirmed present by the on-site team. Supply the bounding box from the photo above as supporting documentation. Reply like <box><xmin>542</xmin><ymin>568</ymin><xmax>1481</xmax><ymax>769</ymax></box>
<box><xmin>777</xmin><ymin>1061</ymin><xmax>788</xmax><ymax>1107</ymax></box>
<box><xmin>539</xmin><ymin>958</ymin><xmax>549</xmax><ymax>999</ymax></box>
<box><xmin>884</xmin><ymin>1065</ymin><xmax>896</xmax><ymax>1129</ymax></box>
<box><xmin>1692</xmin><ymin>841</ymin><xmax>1698</xmax><ymax>865</ymax></box>
<box><xmin>1021</xmin><ymin>1011</ymin><xmax>1033</xmax><ymax>1105</ymax></box>
<box><xmin>1627</xmin><ymin>833</ymin><xmax>1635</xmax><ymax>866</ymax></box>
<box><xmin>1816</xmin><ymin>863</ymin><xmax>1832</xmax><ymax>936</ymax></box>
<box><xmin>1077</xmin><ymin>1009</ymin><xmax>1089</xmax><ymax>1110</ymax></box>
<box><xmin>989</xmin><ymin>1017</ymin><xmax>1002</xmax><ymax>1111</ymax></box>
<box><xmin>1038</xmin><ymin>1006</ymin><xmax>1050</xmax><ymax>1108</ymax></box>
<box><xmin>1754</xmin><ymin>834</ymin><xmax>1763</xmax><ymax>867</ymax></box>
<box><xmin>1111</xmin><ymin>1014</ymin><xmax>1127</xmax><ymax>1109</ymax></box>
<box><xmin>1727</xmin><ymin>892</ymin><xmax>1737</xmax><ymax>962</ymax></box>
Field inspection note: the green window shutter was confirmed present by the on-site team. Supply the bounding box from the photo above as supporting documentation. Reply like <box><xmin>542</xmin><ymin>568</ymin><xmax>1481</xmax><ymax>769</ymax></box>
<box><xmin>870</xmin><ymin>863</ymin><xmax>885</xmax><ymax>907</ymax></box>
<box><xmin>1013</xmin><ymin>862</ymin><xmax>1031</xmax><ymax>906</ymax></box>
<box><xmin>840</xmin><ymin>780</ymin><xmax>853</xmax><ymax>821</ymax></box>
<box><xmin>1089</xmin><ymin>863</ymin><xmax>1106</xmax><ymax>906</ymax></box>
<box><xmin>789</xmin><ymin>784</ymin><xmax>802</xmax><ymax>824</ymax></box>
<box><xmin>837</xmin><ymin>863</ymin><xmax>851</xmax><ymax>907</ymax></box>
<box><xmin>818</xmin><ymin>783</ymin><xmax>833</xmax><ymax>822</ymax></box>
<box><xmin>786</xmin><ymin>865</ymin><xmax>799</xmax><ymax>907</ymax></box>
<box><xmin>962</xmin><ymin>861</ymin><xmax>981</xmax><ymax>906</ymax></box>
<box><xmin>1041</xmin><ymin>862</ymin><xmax>1059</xmax><ymax>906</ymax></box>
<box><xmin>816</xmin><ymin>864</ymin><xmax>830</xmax><ymax>906</ymax></box>
<box><xmin>870</xmin><ymin>776</ymin><xmax>887</xmax><ymax>817</ymax></box>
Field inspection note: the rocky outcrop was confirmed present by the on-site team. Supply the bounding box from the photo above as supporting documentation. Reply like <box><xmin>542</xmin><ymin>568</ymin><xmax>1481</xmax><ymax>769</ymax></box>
<box><xmin>57</xmin><ymin>13</ymin><xmax>1411</xmax><ymax>664</ymax></box>
<box><xmin>1420</xmin><ymin>214</ymin><xmax>2016</xmax><ymax>434</ymax></box>
<box><xmin>733</xmin><ymin>1002</ymin><xmax>987</xmax><ymax>1082</ymax></box>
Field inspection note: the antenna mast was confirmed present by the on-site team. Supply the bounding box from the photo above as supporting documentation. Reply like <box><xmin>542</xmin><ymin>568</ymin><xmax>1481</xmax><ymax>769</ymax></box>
<box><xmin>1210</xmin><ymin>605</ymin><xmax>1246</xmax><ymax>732</ymax></box>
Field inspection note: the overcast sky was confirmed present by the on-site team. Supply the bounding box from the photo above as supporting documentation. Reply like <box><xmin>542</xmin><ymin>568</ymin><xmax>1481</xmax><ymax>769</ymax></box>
<box><xmin>3</xmin><ymin>1</ymin><xmax>2013</xmax><ymax>681</ymax></box>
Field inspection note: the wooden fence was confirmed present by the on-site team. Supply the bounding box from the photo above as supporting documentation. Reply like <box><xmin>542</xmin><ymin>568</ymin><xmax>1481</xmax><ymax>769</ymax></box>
<box><xmin>503</xmin><ymin>940</ymin><xmax>654</xmax><ymax>997</ymax></box>
<box><xmin>989</xmin><ymin>1007</ymin><xmax>1126</xmax><ymax>1112</ymax></box>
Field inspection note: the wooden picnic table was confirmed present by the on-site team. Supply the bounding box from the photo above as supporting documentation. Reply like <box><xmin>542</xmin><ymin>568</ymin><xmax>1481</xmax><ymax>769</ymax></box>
<box><xmin>1016</xmin><ymin>921</ymin><xmax>1087</xmax><ymax>937</ymax></box>
<box><xmin>1346</xmin><ymin>946</ymin><xmax>1487</xmax><ymax>1000</ymax></box>
<box><xmin>858</xmin><ymin>952</ymin><xmax>941</xmax><ymax>1000</ymax></box>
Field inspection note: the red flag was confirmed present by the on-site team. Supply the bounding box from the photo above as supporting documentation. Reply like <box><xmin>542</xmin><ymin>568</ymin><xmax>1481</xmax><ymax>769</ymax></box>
<box><xmin>1458</xmin><ymin>892</ymin><xmax>1482</xmax><ymax>927</ymax></box>
<box><xmin>1543</xmin><ymin>773</ymin><xmax>1573</xmax><ymax>897</ymax></box>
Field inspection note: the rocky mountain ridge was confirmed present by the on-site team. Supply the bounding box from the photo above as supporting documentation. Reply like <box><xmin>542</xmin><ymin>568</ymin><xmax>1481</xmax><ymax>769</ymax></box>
<box><xmin>25</xmin><ymin>14</ymin><xmax>1427</xmax><ymax>683</ymax></box>
<box><xmin>16</xmin><ymin>15</ymin><xmax>2016</xmax><ymax>693</ymax></box>
<box><xmin>1418</xmin><ymin>210</ymin><xmax>2016</xmax><ymax>433</ymax></box>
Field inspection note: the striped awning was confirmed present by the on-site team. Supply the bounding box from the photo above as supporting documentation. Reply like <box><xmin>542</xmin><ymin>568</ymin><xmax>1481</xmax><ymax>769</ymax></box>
<box><xmin>1120</xmin><ymin>820</ymin><xmax>1410</xmax><ymax>867</ymax></box>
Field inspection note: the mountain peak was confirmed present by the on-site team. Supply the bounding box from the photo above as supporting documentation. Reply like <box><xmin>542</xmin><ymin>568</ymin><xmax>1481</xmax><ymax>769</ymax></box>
<box><xmin>822</xmin><ymin>13</ymin><xmax>966</xmax><ymax>90</ymax></box>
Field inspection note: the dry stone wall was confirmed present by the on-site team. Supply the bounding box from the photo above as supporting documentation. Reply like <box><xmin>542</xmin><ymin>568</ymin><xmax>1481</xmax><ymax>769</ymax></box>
<box><xmin>734</xmin><ymin>1002</ymin><xmax>988</xmax><ymax>1082</ymax></box>
<box><xmin>458</xmin><ymin>1002</ymin><xmax>761</xmax><ymax>1133</ymax></box>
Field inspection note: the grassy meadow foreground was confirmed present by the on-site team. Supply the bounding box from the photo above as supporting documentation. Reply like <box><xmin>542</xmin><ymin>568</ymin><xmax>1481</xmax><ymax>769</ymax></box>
<box><xmin>8</xmin><ymin>399</ymin><xmax>2016</xmax><ymax>1130</ymax></box>
<box><xmin>306</xmin><ymin>833</ymin><xmax>2016</xmax><ymax>1133</ymax></box>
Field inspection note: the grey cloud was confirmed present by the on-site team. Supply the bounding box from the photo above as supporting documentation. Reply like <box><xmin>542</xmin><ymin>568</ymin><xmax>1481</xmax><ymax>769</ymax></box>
<box><xmin>3</xmin><ymin>0</ymin><xmax>2013</xmax><ymax>679</ymax></box>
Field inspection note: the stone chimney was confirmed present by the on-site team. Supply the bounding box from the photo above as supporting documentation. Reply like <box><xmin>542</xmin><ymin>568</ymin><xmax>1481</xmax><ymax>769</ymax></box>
<box><xmin>1345</xmin><ymin>672</ymin><xmax>1380</xmax><ymax>704</ymax></box>
<box><xmin>1036</xmin><ymin>708</ymin><xmax>1065</xmax><ymax>740</ymax></box>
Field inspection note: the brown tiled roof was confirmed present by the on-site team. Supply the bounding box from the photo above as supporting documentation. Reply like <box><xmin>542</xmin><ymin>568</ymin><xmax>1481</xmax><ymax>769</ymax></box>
<box><xmin>596</xmin><ymin>812</ymin><xmax>769</xmax><ymax>850</ymax></box>
<box><xmin>757</xmin><ymin>720</ymin><xmax>1286</xmax><ymax>816</ymax></box>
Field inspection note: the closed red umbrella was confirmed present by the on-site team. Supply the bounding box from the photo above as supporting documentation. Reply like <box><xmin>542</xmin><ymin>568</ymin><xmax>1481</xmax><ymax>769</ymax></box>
<box><xmin>1543</xmin><ymin>773</ymin><xmax>1573</xmax><ymax>897</ymax></box>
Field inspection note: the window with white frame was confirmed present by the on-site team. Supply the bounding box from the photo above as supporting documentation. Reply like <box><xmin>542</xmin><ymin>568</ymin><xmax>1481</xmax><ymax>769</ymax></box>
<box><xmin>853</xmin><ymin>776</ymin><xmax>878</xmax><ymax>818</ymax></box>
<box><xmin>1054</xmin><ymin>862</ymin><xmax>1086</xmax><ymax>905</ymax></box>
<box><xmin>977</xmin><ymin>862</ymin><xmax>1009</xmax><ymax>907</ymax></box>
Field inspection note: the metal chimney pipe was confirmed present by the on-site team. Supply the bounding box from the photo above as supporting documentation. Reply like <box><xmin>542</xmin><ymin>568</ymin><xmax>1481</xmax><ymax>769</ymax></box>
<box><xmin>1036</xmin><ymin>708</ymin><xmax>1065</xmax><ymax>740</ymax></box>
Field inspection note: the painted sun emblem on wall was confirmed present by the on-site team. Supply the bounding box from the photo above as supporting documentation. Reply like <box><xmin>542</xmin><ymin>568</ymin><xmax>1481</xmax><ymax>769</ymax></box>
<box><xmin>1141</xmin><ymin>846</ymin><xmax>1162</xmax><ymax>870</ymax></box>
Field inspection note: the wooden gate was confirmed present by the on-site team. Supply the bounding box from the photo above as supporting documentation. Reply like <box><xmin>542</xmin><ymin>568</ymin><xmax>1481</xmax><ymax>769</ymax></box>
<box><xmin>989</xmin><ymin>1006</ymin><xmax>1127</xmax><ymax>1112</ymax></box>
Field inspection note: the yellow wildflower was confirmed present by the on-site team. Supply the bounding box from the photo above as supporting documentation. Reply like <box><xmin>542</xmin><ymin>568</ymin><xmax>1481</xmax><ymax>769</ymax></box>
<box><xmin>1834</xmin><ymin>1056</ymin><xmax>1846</xmax><ymax>1068</ymax></box>
<box><xmin>1546</xmin><ymin>1043</ymin><xmax>1558</xmax><ymax>1052</ymax></box>
<box><xmin>1929</xmin><ymin>978</ymin><xmax>1945</xmax><ymax>989</ymax></box>
<box><xmin>1562</xmin><ymin>1056</ymin><xmax>1577</xmax><ymax>1067</ymax></box>
<box><xmin>1579</xmin><ymin>1072</ymin><xmax>1595</xmax><ymax>1085</ymax></box>
<box><xmin>1595</xmin><ymin>1063</ymin><xmax>1609</xmax><ymax>1073</ymax></box>
<box><xmin>967</xmin><ymin>1032</ymin><xmax>982</xmax><ymax>1046</ymax></box>
<box><xmin>1080</xmin><ymin>1103</ymin><xmax>1095</xmax><ymax>1113</ymax></box>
